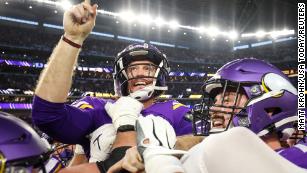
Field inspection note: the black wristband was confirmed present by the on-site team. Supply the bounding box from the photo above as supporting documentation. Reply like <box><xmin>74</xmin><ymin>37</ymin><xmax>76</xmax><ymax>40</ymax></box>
<box><xmin>117</xmin><ymin>125</ymin><xmax>135</xmax><ymax>132</ymax></box>
<box><xmin>62</xmin><ymin>35</ymin><xmax>82</xmax><ymax>48</ymax></box>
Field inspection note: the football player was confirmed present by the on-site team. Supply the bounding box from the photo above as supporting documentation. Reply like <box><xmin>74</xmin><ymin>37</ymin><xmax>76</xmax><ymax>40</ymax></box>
<box><xmin>105</xmin><ymin>58</ymin><xmax>307</xmax><ymax>173</ymax></box>
<box><xmin>32</xmin><ymin>1</ymin><xmax>193</xmax><ymax>172</ymax></box>
<box><xmin>182</xmin><ymin>58</ymin><xmax>307</xmax><ymax>172</ymax></box>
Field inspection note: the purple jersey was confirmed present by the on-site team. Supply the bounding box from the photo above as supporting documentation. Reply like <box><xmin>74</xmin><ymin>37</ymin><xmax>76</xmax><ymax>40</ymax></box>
<box><xmin>32</xmin><ymin>96</ymin><xmax>192</xmax><ymax>145</ymax></box>
<box><xmin>277</xmin><ymin>142</ymin><xmax>307</xmax><ymax>169</ymax></box>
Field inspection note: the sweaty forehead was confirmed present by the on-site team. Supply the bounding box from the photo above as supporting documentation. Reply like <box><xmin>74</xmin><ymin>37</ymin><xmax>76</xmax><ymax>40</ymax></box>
<box><xmin>128</xmin><ymin>60</ymin><xmax>154</xmax><ymax>66</ymax></box>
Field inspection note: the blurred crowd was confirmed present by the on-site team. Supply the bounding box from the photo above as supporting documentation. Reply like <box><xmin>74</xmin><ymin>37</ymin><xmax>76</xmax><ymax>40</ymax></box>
<box><xmin>0</xmin><ymin>25</ymin><xmax>297</xmax><ymax>105</ymax></box>
<box><xmin>0</xmin><ymin>25</ymin><xmax>297</xmax><ymax>65</ymax></box>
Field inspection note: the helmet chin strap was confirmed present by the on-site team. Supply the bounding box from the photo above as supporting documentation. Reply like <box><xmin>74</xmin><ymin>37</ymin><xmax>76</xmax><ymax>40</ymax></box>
<box><xmin>129</xmin><ymin>85</ymin><xmax>155</xmax><ymax>101</ymax></box>
<box><xmin>129</xmin><ymin>83</ymin><xmax>168</xmax><ymax>101</ymax></box>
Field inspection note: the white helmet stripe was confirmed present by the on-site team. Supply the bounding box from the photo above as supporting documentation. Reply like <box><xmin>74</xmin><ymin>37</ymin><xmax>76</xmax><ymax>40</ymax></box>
<box><xmin>118</xmin><ymin>58</ymin><xmax>128</xmax><ymax>79</ymax></box>
<box><xmin>154</xmin><ymin>61</ymin><xmax>163</xmax><ymax>80</ymax></box>
<box><xmin>149</xmin><ymin>61</ymin><xmax>164</xmax><ymax>92</ymax></box>
<box><xmin>257</xmin><ymin>116</ymin><xmax>296</xmax><ymax>138</ymax></box>
<box><xmin>275</xmin><ymin>115</ymin><xmax>297</xmax><ymax>128</ymax></box>
<box><xmin>205</xmin><ymin>83</ymin><xmax>222</xmax><ymax>93</ymax></box>
<box><xmin>247</xmin><ymin>90</ymin><xmax>284</xmax><ymax>106</ymax></box>
<box><xmin>257</xmin><ymin>129</ymin><xmax>269</xmax><ymax>136</ymax></box>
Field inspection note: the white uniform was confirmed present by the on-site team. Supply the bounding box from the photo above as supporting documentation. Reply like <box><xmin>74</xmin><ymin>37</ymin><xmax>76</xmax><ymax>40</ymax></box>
<box><xmin>181</xmin><ymin>127</ymin><xmax>307</xmax><ymax>173</ymax></box>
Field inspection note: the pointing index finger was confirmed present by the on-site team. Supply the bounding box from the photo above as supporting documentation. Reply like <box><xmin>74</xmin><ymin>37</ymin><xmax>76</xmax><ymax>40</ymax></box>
<box><xmin>84</xmin><ymin>0</ymin><xmax>91</xmax><ymax>4</ymax></box>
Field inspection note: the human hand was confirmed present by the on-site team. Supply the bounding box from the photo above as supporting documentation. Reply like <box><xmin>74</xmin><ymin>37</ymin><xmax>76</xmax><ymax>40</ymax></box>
<box><xmin>107</xmin><ymin>147</ymin><xmax>144</xmax><ymax>173</ymax></box>
<box><xmin>136</xmin><ymin>115</ymin><xmax>186</xmax><ymax>173</ymax></box>
<box><xmin>105</xmin><ymin>97</ymin><xmax>143</xmax><ymax>130</ymax></box>
<box><xmin>122</xmin><ymin>146</ymin><xmax>145</xmax><ymax>172</ymax></box>
<box><xmin>63</xmin><ymin>0</ymin><xmax>98</xmax><ymax>44</ymax></box>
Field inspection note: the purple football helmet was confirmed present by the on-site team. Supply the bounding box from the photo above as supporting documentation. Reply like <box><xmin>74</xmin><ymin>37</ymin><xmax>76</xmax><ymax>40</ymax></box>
<box><xmin>113</xmin><ymin>43</ymin><xmax>170</xmax><ymax>100</ymax></box>
<box><xmin>0</xmin><ymin>112</ymin><xmax>50</xmax><ymax>173</ymax></box>
<box><xmin>192</xmin><ymin>58</ymin><xmax>298</xmax><ymax>141</ymax></box>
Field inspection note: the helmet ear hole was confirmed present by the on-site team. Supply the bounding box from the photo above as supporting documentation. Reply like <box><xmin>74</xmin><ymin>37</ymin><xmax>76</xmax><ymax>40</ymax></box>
<box><xmin>18</xmin><ymin>133</ymin><xmax>27</xmax><ymax>142</ymax></box>
<box><xmin>238</xmin><ymin>68</ymin><xmax>247</xmax><ymax>73</ymax></box>
<box><xmin>264</xmin><ymin>107</ymin><xmax>282</xmax><ymax>117</ymax></box>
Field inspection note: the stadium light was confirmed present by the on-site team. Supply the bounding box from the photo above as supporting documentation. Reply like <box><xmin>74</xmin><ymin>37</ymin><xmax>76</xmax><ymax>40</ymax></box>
<box><xmin>137</xmin><ymin>14</ymin><xmax>152</xmax><ymax>25</ymax></box>
<box><xmin>119</xmin><ymin>10</ymin><xmax>136</xmax><ymax>23</ymax></box>
<box><xmin>207</xmin><ymin>27</ymin><xmax>219</xmax><ymax>37</ymax></box>
<box><xmin>27</xmin><ymin>0</ymin><xmax>297</xmax><ymax>40</ymax></box>
<box><xmin>198</xmin><ymin>26</ymin><xmax>206</xmax><ymax>34</ymax></box>
<box><xmin>169</xmin><ymin>20</ymin><xmax>180</xmax><ymax>29</ymax></box>
<box><xmin>270</xmin><ymin>32</ymin><xmax>279</xmax><ymax>39</ymax></box>
<box><xmin>228</xmin><ymin>31</ymin><xmax>238</xmax><ymax>40</ymax></box>
<box><xmin>241</xmin><ymin>33</ymin><xmax>254</xmax><ymax>38</ymax></box>
<box><xmin>60</xmin><ymin>0</ymin><xmax>72</xmax><ymax>10</ymax></box>
<box><xmin>242</xmin><ymin>29</ymin><xmax>295</xmax><ymax>39</ymax></box>
<box><xmin>287</xmin><ymin>30</ymin><xmax>295</xmax><ymax>35</ymax></box>
<box><xmin>255</xmin><ymin>30</ymin><xmax>266</xmax><ymax>38</ymax></box>
<box><xmin>269</xmin><ymin>29</ymin><xmax>295</xmax><ymax>39</ymax></box>
<box><xmin>154</xmin><ymin>17</ymin><xmax>165</xmax><ymax>27</ymax></box>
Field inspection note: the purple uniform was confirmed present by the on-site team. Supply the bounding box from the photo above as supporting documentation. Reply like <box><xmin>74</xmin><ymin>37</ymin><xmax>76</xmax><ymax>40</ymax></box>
<box><xmin>32</xmin><ymin>95</ymin><xmax>192</xmax><ymax>146</ymax></box>
<box><xmin>277</xmin><ymin>142</ymin><xmax>307</xmax><ymax>169</ymax></box>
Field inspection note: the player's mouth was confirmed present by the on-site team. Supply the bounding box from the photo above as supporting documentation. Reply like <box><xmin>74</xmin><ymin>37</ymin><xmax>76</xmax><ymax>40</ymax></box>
<box><xmin>131</xmin><ymin>80</ymin><xmax>153</xmax><ymax>91</ymax></box>
<box><xmin>211</xmin><ymin>116</ymin><xmax>225</xmax><ymax>128</ymax></box>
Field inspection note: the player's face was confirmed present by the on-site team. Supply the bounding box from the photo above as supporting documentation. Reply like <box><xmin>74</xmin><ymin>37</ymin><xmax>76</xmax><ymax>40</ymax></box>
<box><xmin>126</xmin><ymin>60</ymin><xmax>157</xmax><ymax>94</ymax></box>
<box><xmin>210</xmin><ymin>88</ymin><xmax>248</xmax><ymax>129</ymax></box>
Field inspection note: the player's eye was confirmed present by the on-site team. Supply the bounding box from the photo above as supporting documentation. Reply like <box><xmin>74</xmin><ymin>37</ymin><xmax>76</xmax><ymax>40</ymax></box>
<box><xmin>143</xmin><ymin>65</ymin><xmax>150</xmax><ymax>71</ymax></box>
<box><xmin>127</xmin><ymin>66</ymin><xmax>138</xmax><ymax>74</ymax></box>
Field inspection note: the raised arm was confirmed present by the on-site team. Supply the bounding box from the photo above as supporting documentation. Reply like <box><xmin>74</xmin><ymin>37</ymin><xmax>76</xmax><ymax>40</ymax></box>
<box><xmin>35</xmin><ymin>1</ymin><xmax>97</xmax><ymax>102</ymax></box>
<box><xmin>32</xmin><ymin>1</ymin><xmax>99</xmax><ymax>143</ymax></box>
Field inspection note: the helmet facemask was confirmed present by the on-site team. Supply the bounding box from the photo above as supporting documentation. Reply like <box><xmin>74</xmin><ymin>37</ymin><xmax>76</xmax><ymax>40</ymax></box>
<box><xmin>117</xmin><ymin>60</ymin><xmax>169</xmax><ymax>101</ymax></box>
<box><xmin>192</xmin><ymin>79</ymin><xmax>248</xmax><ymax>136</ymax></box>
<box><xmin>114</xmin><ymin>44</ymin><xmax>170</xmax><ymax>101</ymax></box>
<box><xmin>0</xmin><ymin>152</ymin><xmax>50</xmax><ymax>173</ymax></box>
